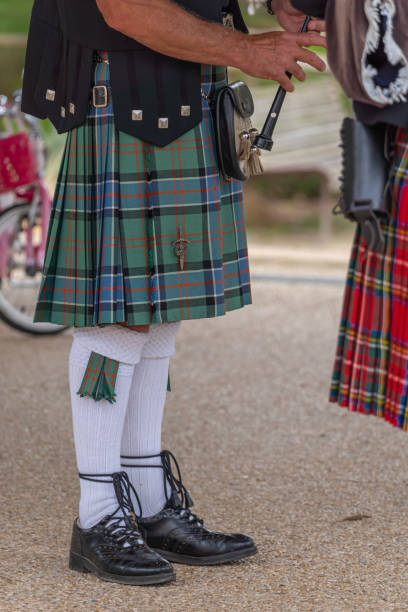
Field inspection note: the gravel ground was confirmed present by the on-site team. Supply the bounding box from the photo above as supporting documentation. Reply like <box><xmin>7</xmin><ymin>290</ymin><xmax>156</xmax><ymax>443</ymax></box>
<box><xmin>2</xmin><ymin>280</ymin><xmax>408</xmax><ymax>612</ymax></box>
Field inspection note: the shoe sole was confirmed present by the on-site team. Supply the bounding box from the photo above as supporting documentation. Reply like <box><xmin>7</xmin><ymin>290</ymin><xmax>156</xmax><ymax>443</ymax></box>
<box><xmin>69</xmin><ymin>551</ymin><xmax>176</xmax><ymax>586</ymax></box>
<box><xmin>151</xmin><ymin>545</ymin><xmax>258</xmax><ymax>566</ymax></box>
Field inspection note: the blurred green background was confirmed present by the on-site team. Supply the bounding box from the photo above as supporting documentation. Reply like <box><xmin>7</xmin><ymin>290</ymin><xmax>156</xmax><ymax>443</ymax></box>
<box><xmin>0</xmin><ymin>0</ymin><xmax>31</xmax><ymax>94</ymax></box>
<box><xmin>0</xmin><ymin>0</ymin><xmax>31</xmax><ymax>32</ymax></box>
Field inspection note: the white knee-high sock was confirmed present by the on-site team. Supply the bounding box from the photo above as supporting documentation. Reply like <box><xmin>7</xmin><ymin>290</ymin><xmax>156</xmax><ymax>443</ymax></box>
<box><xmin>70</xmin><ymin>326</ymin><xmax>149</xmax><ymax>528</ymax></box>
<box><xmin>121</xmin><ymin>322</ymin><xmax>181</xmax><ymax>518</ymax></box>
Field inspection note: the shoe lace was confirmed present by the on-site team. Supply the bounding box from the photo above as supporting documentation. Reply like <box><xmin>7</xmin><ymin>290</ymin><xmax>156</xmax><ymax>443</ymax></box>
<box><xmin>160</xmin><ymin>450</ymin><xmax>194</xmax><ymax>510</ymax></box>
<box><xmin>102</xmin><ymin>516</ymin><xmax>145</xmax><ymax>549</ymax></box>
<box><xmin>121</xmin><ymin>450</ymin><xmax>201</xmax><ymax>521</ymax></box>
<box><xmin>120</xmin><ymin>452</ymin><xmax>231</xmax><ymax>542</ymax></box>
<box><xmin>171</xmin><ymin>506</ymin><xmax>205</xmax><ymax>528</ymax></box>
<box><xmin>79</xmin><ymin>471</ymin><xmax>145</xmax><ymax>549</ymax></box>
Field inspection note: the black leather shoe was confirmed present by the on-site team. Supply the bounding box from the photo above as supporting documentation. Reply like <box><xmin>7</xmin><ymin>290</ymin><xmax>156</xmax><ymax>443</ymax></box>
<box><xmin>69</xmin><ymin>472</ymin><xmax>175</xmax><ymax>585</ymax></box>
<box><xmin>121</xmin><ymin>451</ymin><xmax>258</xmax><ymax>566</ymax></box>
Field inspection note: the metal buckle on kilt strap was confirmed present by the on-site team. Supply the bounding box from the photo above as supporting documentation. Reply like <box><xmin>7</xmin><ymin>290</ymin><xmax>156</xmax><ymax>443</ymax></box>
<box><xmin>92</xmin><ymin>85</ymin><xmax>108</xmax><ymax>108</ymax></box>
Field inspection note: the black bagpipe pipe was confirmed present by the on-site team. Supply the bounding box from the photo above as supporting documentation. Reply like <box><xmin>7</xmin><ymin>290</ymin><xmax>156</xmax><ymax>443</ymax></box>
<box><xmin>254</xmin><ymin>16</ymin><xmax>311</xmax><ymax>152</ymax></box>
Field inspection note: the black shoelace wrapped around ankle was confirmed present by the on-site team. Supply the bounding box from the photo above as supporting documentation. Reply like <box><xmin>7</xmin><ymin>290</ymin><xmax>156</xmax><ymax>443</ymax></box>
<box><xmin>79</xmin><ymin>471</ymin><xmax>146</xmax><ymax>548</ymax></box>
<box><xmin>121</xmin><ymin>450</ymin><xmax>204</xmax><ymax>527</ymax></box>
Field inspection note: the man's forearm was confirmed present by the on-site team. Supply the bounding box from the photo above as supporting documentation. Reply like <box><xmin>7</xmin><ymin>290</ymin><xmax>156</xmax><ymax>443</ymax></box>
<box><xmin>97</xmin><ymin>0</ymin><xmax>327</xmax><ymax>90</ymax></box>
<box><xmin>97</xmin><ymin>0</ymin><xmax>250</xmax><ymax>69</ymax></box>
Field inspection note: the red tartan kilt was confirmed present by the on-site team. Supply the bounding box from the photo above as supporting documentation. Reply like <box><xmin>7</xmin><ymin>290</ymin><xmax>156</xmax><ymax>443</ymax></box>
<box><xmin>330</xmin><ymin>128</ymin><xmax>408</xmax><ymax>430</ymax></box>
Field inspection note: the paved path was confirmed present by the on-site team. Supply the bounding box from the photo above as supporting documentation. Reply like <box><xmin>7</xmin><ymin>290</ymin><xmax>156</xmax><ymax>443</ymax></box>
<box><xmin>2</xmin><ymin>281</ymin><xmax>408</xmax><ymax>611</ymax></box>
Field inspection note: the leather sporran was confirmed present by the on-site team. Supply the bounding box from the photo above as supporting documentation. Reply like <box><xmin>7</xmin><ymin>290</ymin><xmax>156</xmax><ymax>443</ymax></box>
<box><xmin>213</xmin><ymin>81</ymin><xmax>263</xmax><ymax>181</ymax></box>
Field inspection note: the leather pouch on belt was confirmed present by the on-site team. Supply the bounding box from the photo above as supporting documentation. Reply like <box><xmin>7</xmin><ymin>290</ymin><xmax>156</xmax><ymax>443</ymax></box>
<box><xmin>212</xmin><ymin>81</ymin><xmax>263</xmax><ymax>181</ymax></box>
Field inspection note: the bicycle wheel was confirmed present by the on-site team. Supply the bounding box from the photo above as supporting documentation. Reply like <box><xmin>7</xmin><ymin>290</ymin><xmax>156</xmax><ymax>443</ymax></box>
<box><xmin>0</xmin><ymin>202</ymin><xmax>67</xmax><ymax>335</ymax></box>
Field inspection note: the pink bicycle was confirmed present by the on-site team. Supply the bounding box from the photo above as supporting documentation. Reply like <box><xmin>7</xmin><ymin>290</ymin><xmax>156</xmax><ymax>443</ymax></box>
<box><xmin>0</xmin><ymin>91</ymin><xmax>65</xmax><ymax>334</ymax></box>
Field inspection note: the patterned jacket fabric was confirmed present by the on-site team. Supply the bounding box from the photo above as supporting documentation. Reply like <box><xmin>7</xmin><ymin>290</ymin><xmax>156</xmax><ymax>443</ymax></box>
<box><xmin>34</xmin><ymin>57</ymin><xmax>252</xmax><ymax>327</ymax></box>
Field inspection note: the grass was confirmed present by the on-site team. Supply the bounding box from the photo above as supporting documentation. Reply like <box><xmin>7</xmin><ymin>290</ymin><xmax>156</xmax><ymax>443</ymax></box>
<box><xmin>0</xmin><ymin>1</ymin><xmax>32</xmax><ymax>94</ymax></box>
<box><xmin>0</xmin><ymin>46</ymin><xmax>25</xmax><ymax>94</ymax></box>
<box><xmin>0</xmin><ymin>0</ymin><xmax>32</xmax><ymax>33</ymax></box>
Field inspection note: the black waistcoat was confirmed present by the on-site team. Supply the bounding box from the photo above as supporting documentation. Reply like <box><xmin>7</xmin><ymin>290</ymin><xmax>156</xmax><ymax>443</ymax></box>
<box><xmin>21</xmin><ymin>0</ymin><xmax>247</xmax><ymax>146</ymax></box>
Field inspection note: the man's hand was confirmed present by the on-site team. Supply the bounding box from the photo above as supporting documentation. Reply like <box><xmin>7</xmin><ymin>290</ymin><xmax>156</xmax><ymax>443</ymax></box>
<box><xmin>97</xmin><ymin>0</ymin><xmax>325</xmax><ymax>93</ymax></box>
<box><xmin>271</xmin><ymin>0</ymin><xmax>325</xmax><ymax>33</ymax></box>
<box><xmin>242</xmin><ymin>30</ymin><xmax>326</xmax><ymax>91</ymax></box>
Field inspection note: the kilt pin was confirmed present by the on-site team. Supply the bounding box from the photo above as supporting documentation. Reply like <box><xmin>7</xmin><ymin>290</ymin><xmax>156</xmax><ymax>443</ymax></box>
<box><xmin>34</xmin><ymin>56</ymin><xmax>252</xmax><ymax>327</ymax></box>
<box><xmin>330</xmin><ymin>128</ymin><xmax>408</xmax><ymax>430</ymax></box>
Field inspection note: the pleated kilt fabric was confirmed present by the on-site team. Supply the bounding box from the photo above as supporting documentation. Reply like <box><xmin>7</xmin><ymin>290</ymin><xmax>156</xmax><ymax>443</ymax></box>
<box><xmin>330</xmin><ymin>128</ymin><xmax>408</xmax><ymax>430</ymax></box>
<box><xmin>34</xmin><ymin>54</ymin><xmax>251</xmax><ymax>327</ymax></box>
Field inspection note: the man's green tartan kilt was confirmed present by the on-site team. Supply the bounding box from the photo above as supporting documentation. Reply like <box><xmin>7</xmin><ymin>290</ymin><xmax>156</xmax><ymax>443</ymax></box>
<box><xmin>34</xmin><ymin>57</ymin><xmax>252</xmax><ymax>327</ymax></box>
